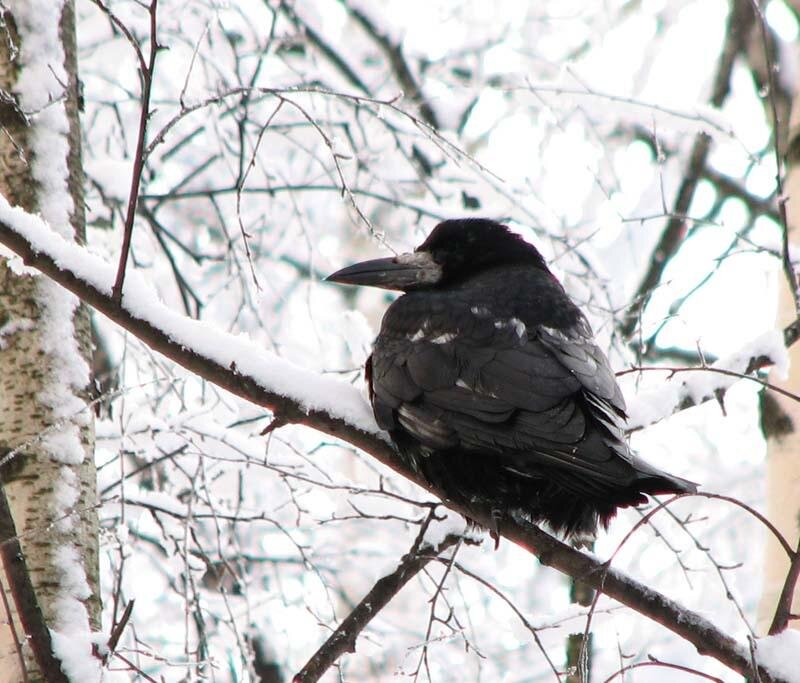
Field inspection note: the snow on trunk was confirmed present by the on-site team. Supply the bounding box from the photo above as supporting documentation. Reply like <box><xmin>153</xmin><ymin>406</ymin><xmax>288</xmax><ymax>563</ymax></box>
<box><xmin>0</xmin><ymin>2</ymin><xmax>100</xmax><ymax>681</ymax></box>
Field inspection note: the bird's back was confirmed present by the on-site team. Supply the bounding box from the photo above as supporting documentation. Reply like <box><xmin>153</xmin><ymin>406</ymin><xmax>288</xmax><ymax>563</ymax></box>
<box><xmin>369</xmin><ymin>265</ymin><xmax>694</xmax><ymax>538</ymax></box>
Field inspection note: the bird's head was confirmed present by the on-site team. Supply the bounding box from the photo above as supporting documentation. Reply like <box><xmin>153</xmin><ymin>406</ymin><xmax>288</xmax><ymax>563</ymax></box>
<box><xmin>326</xmin><ymin>218</ymin><xmax>549</xmax><ymax>291</ymax></box>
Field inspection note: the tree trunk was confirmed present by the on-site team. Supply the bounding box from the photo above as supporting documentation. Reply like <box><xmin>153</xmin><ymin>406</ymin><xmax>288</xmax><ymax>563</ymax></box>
<box><xmin>0</xmin><ymin>2</ymin><xmax>99</xmax><ymax>680</ymax></box>
<box><xmin>757</xmin><ymin>65</ymin><xmax>800</xmax><ymax>635</ymax></box>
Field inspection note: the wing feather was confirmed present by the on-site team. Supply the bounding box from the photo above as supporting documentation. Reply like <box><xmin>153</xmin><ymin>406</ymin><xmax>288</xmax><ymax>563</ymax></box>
<box><xmin>370</xmin><ymin>284</ymin><xmax>638</xmax><ymax>492</ymax></box>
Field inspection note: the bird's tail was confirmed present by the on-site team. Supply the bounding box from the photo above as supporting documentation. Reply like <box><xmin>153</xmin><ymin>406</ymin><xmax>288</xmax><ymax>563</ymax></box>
<box><xmin>630</xmin><ymin>455</ymin><xmax>698</xmax><ymax>496</ymax></box>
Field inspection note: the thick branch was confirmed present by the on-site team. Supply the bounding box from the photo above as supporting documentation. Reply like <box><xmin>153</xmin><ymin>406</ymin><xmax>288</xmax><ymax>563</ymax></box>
<box><xmin>0</xmin><ymin>484</ymin><xmax>69</xmax><ymax>683</ymax></box>
<box><xmin>0</xmin><ymin>210</ymin><xmax>790</xmax><ymax>683</ymax></box>
<box><xmin>768</xmin><ymin>535</ymin><xmax>800</xmax><ymax>635</ymax></box>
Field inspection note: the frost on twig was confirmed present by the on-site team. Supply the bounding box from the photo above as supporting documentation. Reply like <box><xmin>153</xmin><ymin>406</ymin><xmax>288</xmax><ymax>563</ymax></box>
<box><xmin>625</xmin><ymin>329</ymin><xmax>792</xmax><ymax>430</ymax></box>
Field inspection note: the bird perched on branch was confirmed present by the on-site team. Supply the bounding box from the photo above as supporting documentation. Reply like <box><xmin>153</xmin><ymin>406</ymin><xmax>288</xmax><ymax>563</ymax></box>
<box><xmin>327</xmin><ymin>219</ymin><xmax>696</xmax><ymax>542</ymax></box>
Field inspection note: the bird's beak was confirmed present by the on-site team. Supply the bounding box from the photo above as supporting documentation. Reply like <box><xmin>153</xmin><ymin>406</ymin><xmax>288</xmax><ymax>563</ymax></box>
<box><xmin>325</xmin><ymin>251</ymin><xmax>442</xmax><ymax>291</ymax></box>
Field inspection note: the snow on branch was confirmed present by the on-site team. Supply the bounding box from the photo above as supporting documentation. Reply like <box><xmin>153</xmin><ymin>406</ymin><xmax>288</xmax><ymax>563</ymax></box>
<box><xmin>0</xmin><ymin>196</ymin><xmax>379</xmax><ymax>435</ymax></box>
<box><xmin>625</xmin><ymin>330</ymin><xmax>793</xmax><ymax>430</ymax></box>
<box><xmin>522</xmin><ymin>78</ymin><xmax>736</xmax><ymax>139</ymax></box>
<box><xmin>0</xmin><ymin>200</ymin><xmax>793</xmax><ymax>682</ymax></box>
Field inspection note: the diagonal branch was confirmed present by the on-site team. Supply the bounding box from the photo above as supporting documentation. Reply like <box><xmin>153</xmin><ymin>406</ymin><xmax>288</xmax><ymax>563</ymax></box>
<box><xmin>90</xmin><ymin>0</ymin><xmax>161</xmax><ymax>302</ymax></box>
<box><xmin>768</xmin><ymin>534</ymin><xmax>800</xmax><ymax>635</ymax></box>
<box><xmin>621</xmin><ymin>0</ymin><xmax>757</xmax><ymax>340</ymax></box>
<box><xmin>278</xmin><ymin>1</ymin><xmax>371</xmax><ymax>96</ymax></box>
<box><xmin>294</xmin><ymin>517</ymin><xmax>462</xmax><ymax>683</ymax></box>
<box><xmin>0</xmin><ymin>484</ymin><xmax>69</xmax><ymax>683</ymax></box>
<box><xmin>339</xmin><ymin>0</ymin><xmax>439</xmax><ymax>130</ymax></box>
<box><xmin>0</xmin><ymin>202</ymin><xmax>792</xmax><ymax>683</ymax></box>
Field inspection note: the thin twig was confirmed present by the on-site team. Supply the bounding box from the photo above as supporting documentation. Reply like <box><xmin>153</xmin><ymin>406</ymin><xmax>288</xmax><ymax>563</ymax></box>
<box><xmin>446</xmin><ymin>560</ymin><xmax>563</xmax><ymax>681</ymax></box>
<box><xmin>111</xmin><ymin>0</ymin><xmax>159</xmax><ymax>301</ymax></box>
<box><xmin>618</xmin><ymin>364</ymin><xmax>800</xmax><ymax>406</ymax></box>
<box><xmin>293</xmin><ymin>520</ymin><xmax>462</xmax><ymax>682</ymax></box>
<box><xmin>601</xmin><ymin>657</ymin><xmax>725</xmax><ymax>682</ymax></box>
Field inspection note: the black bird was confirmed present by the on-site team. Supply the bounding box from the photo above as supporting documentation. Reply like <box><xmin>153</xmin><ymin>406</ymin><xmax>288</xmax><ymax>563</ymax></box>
<box><xmin>327</xmin><ymin>219</ymin><xmax>696</xmax><ymax>541</ymax></box>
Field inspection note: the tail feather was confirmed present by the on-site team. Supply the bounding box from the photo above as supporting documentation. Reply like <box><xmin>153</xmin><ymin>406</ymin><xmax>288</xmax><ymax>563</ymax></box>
<box><xmin>630</xmin><ymin>455</ymin><xmax>697</xmax><ymax>495</ymax></box>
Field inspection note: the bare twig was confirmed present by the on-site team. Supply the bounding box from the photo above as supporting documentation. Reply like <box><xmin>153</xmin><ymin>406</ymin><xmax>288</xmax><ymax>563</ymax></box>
<box><xmin>142</xmin><ymin>182</ymin><xmax>449</xmax><ymax>221</ymax></box>
<box><xmin>622</xmin><ymin>336</ymin><xmax>800</xmax><ymax>431</ymax></box>
<box><xmin>413</xmin><ymin>537</ymin><xmax>464</xmax><ymax>681</ymax></box>
<box><xmin>105</xmin><ymin>0</ymin><xmax>160</xmax><ymax>301</ymax></box>
<box><xmin>601</xmin><ymin>657</ymin><xmax>725</xmax><ymax>682</ymax></box>
<box><xmin>293</xmin><ymin>514</ymin><xmax>462</xmax><ymax>683</ymax></box>
<box><xmin>446</xmin><ymin>560</ymin><xmax>563</xmax><ymax>680</ymax></box>
<box><xmin>619</xmin><ymin>363</ymin><xmax>800</xmax><ymax>407</ymax></box>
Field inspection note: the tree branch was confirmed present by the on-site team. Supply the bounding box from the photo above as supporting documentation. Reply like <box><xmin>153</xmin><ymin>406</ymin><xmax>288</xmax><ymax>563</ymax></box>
<box><xmin>0</xmin><ymin>484</ymin><xmax>69</xmax><ymax>683</ymax></box>
<box><xmin>768</xmin><ymin>534</ymin><xmax>800</xmax><ymax>635</ymax></box>
<box><xmin>294</xmin><ymin>520</ymin><xmax>462</xmax><ymax>682</ymax></box>
<box><xmin>0</xmin><ymin>205</ymin><xmax>791</xmax><ymax>683</ymax></box>
<box><xmin>339</xmin><ymin>0</ymin><xmax>439</xmax><ymax>130</ymax></box>
<box><xmin>701</xmin><ymin>166</ymin><xmax>778</xmax><ymax>223</ymax></box>
<box><xmin>624</xmin><ymin>353</ymin><xmax>800</xmax><ymax>431</ymax></box>
<box><xmin>98</xmin><ymin>0</ymin><xmax>160</xmax><ymax>302</ymax></box>
<box><xmin>621</xmin><ymin>0</ymin><xmax>757</xmax><ymax>340</ymax></box>
<box><xmin>278</xmin><ymin>1</ymin><xmax>372</xmax><ymax>96</ymax></box>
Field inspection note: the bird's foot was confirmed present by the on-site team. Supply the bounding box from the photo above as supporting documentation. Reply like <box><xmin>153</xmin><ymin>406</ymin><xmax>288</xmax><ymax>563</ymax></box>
<box><xmin>464</xmin><ymin>510</ymin><xmax>503</xmax><ymax>549</ymax></box>
<box><xmin>569</xmin><ymin>530</ymin><xmax>596</xmax><ymax>549</ymax></box>
<box><xmin>489</xmin><ymin>509</ymin><xmax>503</xmax><ymax>550</ymax></box>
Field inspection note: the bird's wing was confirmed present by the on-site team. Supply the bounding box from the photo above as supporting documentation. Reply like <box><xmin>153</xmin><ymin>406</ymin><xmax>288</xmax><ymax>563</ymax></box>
<box><xmin>370</xmin><ymin>294</ymin><xmax>636</xmax><ymax>491</ymax></box>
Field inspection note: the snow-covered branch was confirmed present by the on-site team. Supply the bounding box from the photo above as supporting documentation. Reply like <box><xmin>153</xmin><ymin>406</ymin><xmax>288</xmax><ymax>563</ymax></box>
<box><xmin>0</xmin><ymin>201</ymin><xmax>791</xmax><ymax>683</ymax></box>
<box><xmin>0</xmin><ymin>195</ymin><xmax>382</xmax><ymax>444</ymax></box>
<box><xmin>626</xmin><ymin>330</ymin><xmax>794</xmax><ymax>430</ymax></box>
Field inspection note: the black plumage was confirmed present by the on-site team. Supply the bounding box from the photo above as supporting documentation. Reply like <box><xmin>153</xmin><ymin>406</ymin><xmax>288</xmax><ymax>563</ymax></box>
<box><xmin>327</xmin><ymin>219</ymin><xmax>696</xmax><ymax>540</ymax></box>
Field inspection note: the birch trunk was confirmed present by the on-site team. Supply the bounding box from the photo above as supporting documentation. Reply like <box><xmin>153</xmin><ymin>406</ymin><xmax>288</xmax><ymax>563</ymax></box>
<box><xmin>0</xmin><ymin>2</ymin><xmax>99</xmax><ymax>680</ymax></box>
<box><xmin>756</xmin><ymin>69</ymin><xmax>800</xmax><ymax>635</ymax></box>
